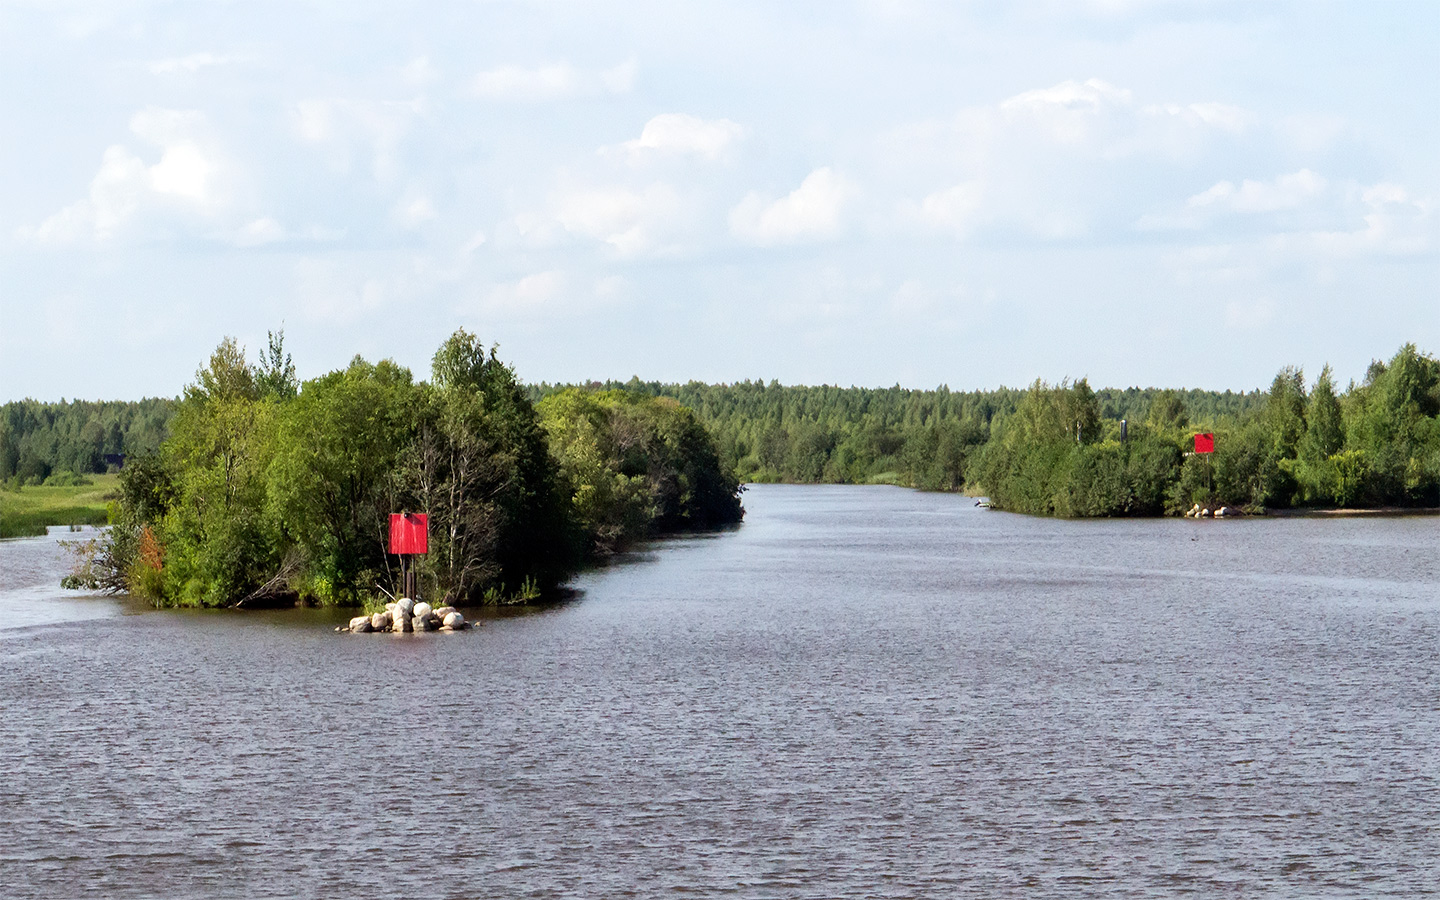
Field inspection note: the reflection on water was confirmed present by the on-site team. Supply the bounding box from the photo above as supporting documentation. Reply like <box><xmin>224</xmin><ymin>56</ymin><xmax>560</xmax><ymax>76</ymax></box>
<box><xmin>1</xmin><ymin>485</ymin><xmax>1438</xmax><ymax>897</ymax></box>
<box><xmin>0</xmin><ymin>527</ymin><xmax>134</xmax><ymax>631</ymax></box>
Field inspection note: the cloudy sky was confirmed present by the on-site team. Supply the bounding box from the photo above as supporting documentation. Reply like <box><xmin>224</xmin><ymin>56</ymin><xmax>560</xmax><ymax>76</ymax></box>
<box><xmin>2</xmin><ymin>1</ymin><xmax>1436</xmax><ymax>400</ymax></box>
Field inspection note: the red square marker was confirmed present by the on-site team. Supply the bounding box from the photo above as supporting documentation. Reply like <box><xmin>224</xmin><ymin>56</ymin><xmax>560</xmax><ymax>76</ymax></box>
<box><xmin>389</xmin><ymin>513</ymin><xmax>428</xmax><ymax>554</ymax></box>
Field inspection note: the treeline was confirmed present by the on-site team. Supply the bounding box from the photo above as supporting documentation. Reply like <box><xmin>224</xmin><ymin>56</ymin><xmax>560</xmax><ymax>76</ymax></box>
<box><xmin>972</xmin><ymin>344</ymin><xmax>1439</xmax><ymax>515</ymax></box>
<box><xmin>527</xmin><ymin>380</ymin><xmax>1268</xmax><ymax>491</ymax></box>
<box><xmin>532</xmin><ymin>343</ymin><xmax>1438</xmax><ymax>514</ymax></box>
<box><xmin>71</xmin><ymin>331</ymin><xmax>741</xmax><ymax>608</ymax></box>
<box><xmin>0</xmin><ymin>398</ymin><xmax>173</xmax><ymax>483</ymax></box>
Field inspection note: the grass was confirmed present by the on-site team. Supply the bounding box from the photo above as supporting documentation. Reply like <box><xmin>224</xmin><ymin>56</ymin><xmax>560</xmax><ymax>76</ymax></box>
<box><xmin>0</xmin><ymin>473</ymin><xmax>119</xmax><ymax>539</ymax></box>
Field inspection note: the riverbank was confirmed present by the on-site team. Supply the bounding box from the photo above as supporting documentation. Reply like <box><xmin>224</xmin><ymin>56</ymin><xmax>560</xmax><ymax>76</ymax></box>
<box><xmin>0</xmin><ymin>474</ymin><xmax>117</xmax><ymax>539</ymax></box>
<box><xmin>1263</xmin><ymin>505</ymin><xmax>1440</xmax><ymax>518</ymax></box>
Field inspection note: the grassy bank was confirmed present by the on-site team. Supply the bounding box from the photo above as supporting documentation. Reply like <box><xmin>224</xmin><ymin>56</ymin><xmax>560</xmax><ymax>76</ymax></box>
<box><xmin>0</xmin><ymin>474</ymin><xmax>118</xmax><ymax>538</ymax></box>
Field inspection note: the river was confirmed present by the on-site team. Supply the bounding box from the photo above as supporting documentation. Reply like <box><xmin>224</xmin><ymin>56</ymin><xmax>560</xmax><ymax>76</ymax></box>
<box><xmin>1</xmin><ymin>484</ymin><xmax>1437</xmax><ymax>897</ymax></box>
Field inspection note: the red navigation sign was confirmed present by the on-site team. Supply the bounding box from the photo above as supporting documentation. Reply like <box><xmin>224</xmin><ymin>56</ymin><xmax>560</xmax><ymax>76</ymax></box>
<box><xmin>389</xmin><ymin>513</ymin><xmax>428</xmax><ymax>555</ymax></box>
<box><xmin>1194</xmin><ymin>433</ymin><xmax>1215</xmax><ymax>454</ymax></box>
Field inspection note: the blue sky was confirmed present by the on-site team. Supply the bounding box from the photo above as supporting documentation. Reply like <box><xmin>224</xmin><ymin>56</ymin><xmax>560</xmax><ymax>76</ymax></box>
<box><xmin>2</xmin><ymin>0</ymin><xmax>1436</xmax><ymax>400</ymax></box>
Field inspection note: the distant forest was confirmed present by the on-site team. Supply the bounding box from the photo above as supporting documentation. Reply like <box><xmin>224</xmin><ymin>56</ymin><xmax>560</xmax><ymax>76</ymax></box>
<box><xmin>5</xmin><ymin>342</ymin><xmax>1439</xmax><ymax>516</ymax></box>
<box><xmin>527</xmin><ymin>380</ymin><xmax>1271</xmax><ymax>490</ymax></box>
<box><xmin>0</xmin><ymin>398</ymin><xmax>173</xmax><ymax>482</ymax></box>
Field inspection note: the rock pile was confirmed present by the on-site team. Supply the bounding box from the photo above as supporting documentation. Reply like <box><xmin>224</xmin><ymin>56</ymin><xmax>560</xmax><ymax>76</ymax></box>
<box><xmin>1184</xmin><ymin>504</ymin><xmax>1238</xmax><ymax>518</ymax></box>
<box><xmin>342</xmin><ymin>597</ymin><xmax>471</xmax><ymax>634</ymax></box>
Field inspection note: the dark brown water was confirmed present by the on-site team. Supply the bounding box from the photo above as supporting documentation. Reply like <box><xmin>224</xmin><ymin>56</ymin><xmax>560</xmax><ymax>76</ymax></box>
<box><xmin>1</xmin><ymin>485</ymin><xmax>1438</xmax><ymax>897</ymax></box>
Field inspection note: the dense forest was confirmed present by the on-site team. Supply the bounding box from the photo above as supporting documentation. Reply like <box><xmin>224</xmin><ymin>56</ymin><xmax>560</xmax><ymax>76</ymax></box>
<box><xmin>59</xmin><ymin>331</ymin><xmax>742</xmax><ymax>609</ymax></box>
<box><xmin>530</xmin><ymin>342</ymin><xmax>1439</xmax><ymax>514</ymax></box>
<box><xmin>0</xmin><ymin>398</ymin><xmax>173</xmax><ymax>482</ymax></box>
<box><xmin>7</xmin><ymin>342</ymin><xmax>1438</xmax><ymax>572</ymax></box>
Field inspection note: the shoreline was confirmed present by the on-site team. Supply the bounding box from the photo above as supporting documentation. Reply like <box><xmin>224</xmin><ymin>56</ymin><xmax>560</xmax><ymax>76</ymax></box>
<box><xmin>1263</xmin><ymin>506</ymin><xmax>1440</xmax><ymax>518</ymax></box>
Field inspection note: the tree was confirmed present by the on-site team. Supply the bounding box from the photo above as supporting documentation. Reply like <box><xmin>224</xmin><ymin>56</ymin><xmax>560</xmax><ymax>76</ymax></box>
<box><xmin>255</xmin><ymin>329</ymin><xmax>298</xmax><ymax>401</ymax></box>
<box><xmin>268</xmin><ymin>356</ymin><xmax>416</xmax><ymax>604</ymax></box>
<box><xmin>1300</xmin><ymin>365</ymin><xmax>1344</xmax><ymax>461</ymax></box>
<box><xmin>157</xmin><ymin>337</ymin><xmax>279</xmax><ymax>606</ymax></box>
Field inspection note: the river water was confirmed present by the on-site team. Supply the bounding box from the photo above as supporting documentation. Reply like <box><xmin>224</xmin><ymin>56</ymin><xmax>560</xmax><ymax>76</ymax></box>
<box><xmin>1</xmin><ymin>485</ymin><xmax>1437</xmax><ymax>897</ymax></box>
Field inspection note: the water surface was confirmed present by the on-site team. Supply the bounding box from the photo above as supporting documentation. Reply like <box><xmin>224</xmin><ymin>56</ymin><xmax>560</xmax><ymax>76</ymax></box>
<box><xmin>1</xmin><ymin>485</ymin><xmax>1437</xmax><ymax>897</ymax></box>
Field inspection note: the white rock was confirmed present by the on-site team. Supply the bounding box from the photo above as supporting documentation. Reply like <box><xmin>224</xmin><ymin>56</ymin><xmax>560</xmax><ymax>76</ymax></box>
<box><xmin>371</xmin><ymin>611</ymin><xmax>391</xmax><ymax>631</ymax></box>
<box><xmin>412</xmin><ymin>601</ymin><xmax>433</xmax><ymax>619</ymax></box>
<box><xmin>396</xmin><ymin>597</ymin><xmax>415</xmax><ymax>616</ymax></box>
<box><xmin>348</xmin><ymin>616</ymin><xmax>372</xmax><ymax>633</ymax></box>
<box><xmin>416</xmin><ymin>613</ymin><xmax>439</xmax><ymax>631</ymax></box>
<box><xmin>433</xmin><ymin>606</ymin><xmax>457</xmax><ymax>620</ymax></box>
<box><xmin>1200</xmin><ymin>508</ymin><xmax>1212</xmax><ymax>518</ymax></box>
<box><xmin>443</xmin><ymin>611</ymin><xmax>465</xmax><ymax>629</ymax></box>
<box><xmin>394</xmin><ymin>614</ymin><xmax>413</xmax><ymax>633</ymax></box>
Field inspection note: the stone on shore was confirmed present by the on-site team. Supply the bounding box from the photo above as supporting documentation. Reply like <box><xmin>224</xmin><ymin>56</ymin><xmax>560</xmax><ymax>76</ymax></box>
<box><xmin>371</xmin><ymin>611</ymin><xmax>391</xmax><ymax>631</ymax></box>
<box><xmin>433</xmin><ymin>606</ymin><xmax>457</xmax><ymax>620</ymax></box>
<box><xmin>443</xmin><ymin>611</ymin><xmax>466</xmax><ymax>629</ymax></box>
<box><xmin>395</xmin><ymin>597</ymin><xmax>415</xmax><ymax>617</ymax></box>
<box><xmin>348</xmin><ymin>616</ymin><xmax>372</xmax><ymax>633</ymax></box>
<box><xmin>412</xmin><ymin>601</ymin><xmax>433</xmax><ymax>619</ymax></box>
<box><xmin>394</xmin><ymin>613</ymin><xmax>413</xmax><ymax>633</ymax></box>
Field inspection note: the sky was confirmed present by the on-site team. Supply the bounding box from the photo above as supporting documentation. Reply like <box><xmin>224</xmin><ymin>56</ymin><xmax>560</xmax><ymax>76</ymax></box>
<box><xmin>1</xmin><ymin>0</ymin><xmax>1436</xmax><ymax>401</ymax></box>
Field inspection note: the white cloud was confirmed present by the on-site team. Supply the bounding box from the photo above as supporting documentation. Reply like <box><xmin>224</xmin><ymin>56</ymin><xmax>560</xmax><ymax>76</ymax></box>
<box><xmin>290</xmin><ymin>97</ymin><xmax>425</xmax><ymax>182</ymax></box>
<box><xmin>730</xmin><ymin>167</ymin><xmax>854</xmax><ymax>245</ymax></box>
<box><xmin>230</xmin><ymin>218</ymin><xmax>345</xmax><ymax>247</ymax></box>
<box><xmin>470</xmin><ymin>59</ymin><xmax>637</xmax><ymax>102</ymax></box>
<box><xmin>397</xmin><ymin>56</ymin><xmax>440</xmax><ymax>88</ymax></box>
<box><xmin>482</xmin><ymin>270</ymin><xmax>567</xmax><ymax>313</ymax></box>
<box><xmin>1275</xmin><ymin>114</ymin><xmax>1347</xmax><ymax>152</ymax></box>
<box><xmin>994</xmin><ymin>79</ymin><xmax>1254</xmax><ymax>157</ymax></box>
<box><xmin>1314</xmin><ymin>183</ymin><xmax>1434</xmax><ymax>257</ymax></box>
<box><xmin>234</xmin><ymin>217</ymin><xmax>287</xmax><ymax>247</ymax></box>
<box><xmin>146</xmin><ymin>52</ymin><xmax>246</xmax><ymax>75</ymax></box>
<box><xmin>293</xmin><ymin>259</ymin><xmax>394</xmax><ymax>323</ymax></box>
<box><xmin>622</xmin><ymin>114</ymin><xmax>745</xmax><ymax>160</ymax></box>
<box><xmin>1000</xmin><ymin>78</ymin><xmax>1133</xmax><ymax>137</ymax></box>
<box><xmin>394</xmin><ymin>192</ymin><xmax>437</xmax><ymax>229</ymax></box>
<box><xmin>553</xmin><ymin>183</ymin><xmax>683</xmax><ymax>256</ymax></box>
<box><xmin>915</xmin><ymin>181</ymin><xmax>985</xmax><ymax>236</ymax></box>
<box><xmin>21</xmin><ymin>108</ymin><xmax>225</xmax><ymax>243</ymax></box>
<box><xmin>460</xmin><ymin>231</ymin><xmax>488</xmax><ymax>255</ymax></box>
<box><xmin>1187</xmin><ymin>169</ymin><xmax>1327</xmax><ymax>213</ymax></box>
<box><xmin>894</xmin><ymin>78</ymin><xmax>1260</xmax><ymax>244</ymax></box>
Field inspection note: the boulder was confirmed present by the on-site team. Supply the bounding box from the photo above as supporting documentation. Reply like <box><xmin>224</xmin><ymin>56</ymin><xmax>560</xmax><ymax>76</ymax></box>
<box><xmin>395</xmin><ymin>597</ymin><xmax>415</xmax><ymax>617</ymax></box>
<box><xmin>348</xmin><ymin>616</ymin><xmax>372</xmax><ymax>634</ymax></box>
<box><xmin>1200</xmin><ymin>508</ymin><xmax>1212</xmax><ymax>518</ymax></box>
<box><xmin>433</xmin><ymin>606</ymin><xmax>457</xmax><ymax>620</ymax></box>
<box><xmin>371</xmin><ymin>611</ymin><xmax>392</xmax><ymax>631</ymax></box>
<box><xmin>443</xmin><ymin>611</ymin><xmax>466</xmax><ymax>629</ymax></box>
<box><xmin>394</xmin><ymin>614</ymin><xmax>413</xmax><ymax>633</ymax></box>
<box><xmin>1216</xmin><ymin>506</ymin><xmax>1230</xmax><ymax>518</ymax></box>
<box><xmin>416</xmin><ymin>613</ymin><xmax>439</xmax><ymax>631</ymax></box>
<box><xmin>412</xmin><ymin>601</ymin><xmax>433</xmax><ymax>619</ymax></box>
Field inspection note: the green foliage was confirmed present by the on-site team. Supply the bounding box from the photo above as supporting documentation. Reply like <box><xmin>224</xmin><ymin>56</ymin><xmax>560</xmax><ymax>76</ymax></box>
<box><xmin>269</xmin><ymin>356</ymin><xmax>416</xmax><ymax>604</ymax></box>
<box><xmin>255</xmin><ymin>329</ymin><xmax>299</xmax><ymax>402</ymax></box>
<box><xmin>77</xmin><ymin>328</ymin><xmax>740</xmax><ymax>609</ymax></box>
<box><xmin>0</xmin><ymin>473</ymin><xmax>118</xmax><ymax>538</ymax></box>
<box><xmin>403</xmin><ymin>330</ymin><xmax>578</xmax><ymax>604</ymax></box>
<box><xmin>0</xmin><ymin>396</ymin><xmax>173</xmax><ymax>479</ymax></box>
<box><xmin>539</xmin><ymin>388</ymin><xmax>743</xmax><ymax>556</ymax></box>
